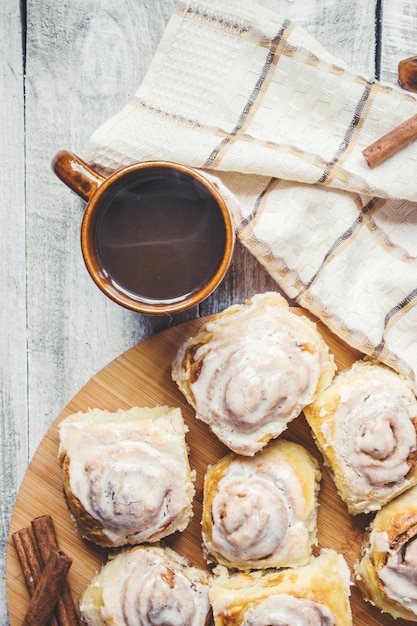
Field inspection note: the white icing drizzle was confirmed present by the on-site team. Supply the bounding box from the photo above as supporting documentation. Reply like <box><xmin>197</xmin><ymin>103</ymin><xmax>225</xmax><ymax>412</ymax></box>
<box><xmin>206</xmin><ymin>450</ymin><xmax>310</xmax><ymax>566</ymax></box>
<box><xmin>189</xmin><ymin>295</ymin><xmax>332</xmax><ymax>455</ymax></box>
<box><xmin>62</xmin><ymin>415</ymin><xmax>192</xmax><ymax>545</ymax></box>
<box><xmin>81</xmin><ymin>547</ymin><xmax>211</xmax><ymax>626</ymax></box>
<box><xmin>333</xmin><ymin>371</ymin><xmax>417</xmax><ymax>502</ymax></box>
<box><xmin>375</xmin><ymin>530</ymin><xmax>417</xmax><ymax>616</ymax></box>
<box><xmin>241</xmin><ymin>594</ymin><xmax>335</xmax><ymax>626</ymax></box>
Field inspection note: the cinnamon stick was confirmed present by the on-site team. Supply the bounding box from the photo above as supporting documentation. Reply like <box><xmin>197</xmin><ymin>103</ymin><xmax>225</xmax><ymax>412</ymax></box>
<box><xmin>363</xmin><ymin>112</ymin><xmax>417</xmax><ymax>168</ymax></box>
<box><xmin>12</xmin><ymin>528</ymin><xmax>59</xmax><ymax>626</ymax></box>
<box><xmin>31</xmin><ymin>515</ymin><xmax>79</xmax><ymax>626</ymax></box>
<box><xmin>22</xmin><ymin>550</ymin><xmax>72</xmax><ymax>626</ymax></box>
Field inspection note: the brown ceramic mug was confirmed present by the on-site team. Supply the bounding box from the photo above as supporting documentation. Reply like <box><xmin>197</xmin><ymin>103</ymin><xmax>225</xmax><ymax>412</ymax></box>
<box><xmin>52</xmin><ymin>151</ymin><xmax>235</xmax><ymax>314</ymax></box>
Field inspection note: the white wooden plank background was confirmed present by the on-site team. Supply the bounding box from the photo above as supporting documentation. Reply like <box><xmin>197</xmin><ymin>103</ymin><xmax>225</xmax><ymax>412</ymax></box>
<box><xmin>1</xmin><ymin>3</ymin><xmax>27</xmax><ymax>624</ymax></box>
<box><xmin>1</xmin><ymin>0</ymin><xmax>415</xmax><ymax>622</ymax></box>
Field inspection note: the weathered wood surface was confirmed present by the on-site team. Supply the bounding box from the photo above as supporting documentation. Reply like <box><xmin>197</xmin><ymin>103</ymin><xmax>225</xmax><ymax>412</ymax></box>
<box><xmin>1</xmin><ymin>0</ymin><xmax>415</xmax><ymax>622</ymax></box>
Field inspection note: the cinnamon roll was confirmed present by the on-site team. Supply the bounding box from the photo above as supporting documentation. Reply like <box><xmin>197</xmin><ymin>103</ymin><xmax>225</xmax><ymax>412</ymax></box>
<box><xmin>355</xmin><ymin>483</ymin><xmax>417</xmax><ymax>621</ymax></box>
<box><xmin>202</xmin><ymin>439</ymin><xmax>321</xmax><ymax>570</ymax></box>
<box><xmin>172</xmin><ymin>292</ymin><xmax>335</xmax><ymax>456</ymax></box>
<box><xmin>80</xmin><ymin>544</ymin><xmax>211</xmax><ymax>626</ymax></box>
<box><xmin>58</xmin><ymin>406</ymin><xmax>195</xmax><ymax>547</ymax></box>
<box><xmin>304</xmin><ymin>360</ymin><xmax>417</xmax><ymax>515</ymax></box>
<box><xmin>209</xmin><ymin>549</ymin><xmax>352</xmax><ymax>626</ymax></box>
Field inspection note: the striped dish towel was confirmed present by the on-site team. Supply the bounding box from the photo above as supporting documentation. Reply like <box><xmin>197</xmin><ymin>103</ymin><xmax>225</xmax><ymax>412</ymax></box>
<box><xmin>85</xmin><ymin>0</ymin><xmax>417</xmax><ymax>390</ymax></box>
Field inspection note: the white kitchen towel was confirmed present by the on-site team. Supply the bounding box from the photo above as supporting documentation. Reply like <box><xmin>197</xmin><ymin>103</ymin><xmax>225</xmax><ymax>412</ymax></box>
<box><xmin>85</xmin><ymin>0</ymin><xmax>417</xmax><ymax>390</ymax></box>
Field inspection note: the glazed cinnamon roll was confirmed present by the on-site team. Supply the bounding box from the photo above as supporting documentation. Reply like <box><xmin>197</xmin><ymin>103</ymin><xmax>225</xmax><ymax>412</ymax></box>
<box><xmin>80</xmin><ymin>544</ymin><xmax>211</xmax><ymax>626</ymax></box>
<box><xmin>172</xmin><ymin>292</ymin><xmax>335</xmax><ymax>456</ymax></box>
<box><xmin>355</xmin><ymin>483</ymin><xmax>417</xmax><ymax>621</ymax></box>
<box><xmin>58</xmin><ymin>406</ymin><xmax>195</xmax><ymax>547</ymax></box>
<box><xmin>304</xmin><ymin>360</ymin><xmax>417</xmax><ymax>515</ymax></box>
<box><xmin>202</xmin><ymin>439</ymin><xmax>321</xmax><ymax>570</ymax></box>
<box><xmin>209</xmin><ymin>549</ymin><xmax>352</xmax><ymax>626</ymax></box>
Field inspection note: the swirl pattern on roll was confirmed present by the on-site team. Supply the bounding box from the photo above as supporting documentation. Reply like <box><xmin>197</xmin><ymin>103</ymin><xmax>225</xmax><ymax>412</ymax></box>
<box><xmin>81</xmin><ymin>440</ymin><xmax>186</xmax><ymax>543</ymax></box>
<box><xmin>355</xmin><ymin>483</ymin><xmax>417</xmax><ymax>621</ymax></box>
<box><xmin>202</xmin><ymin>439</ymin><xmax>320</xmax><ymax>569</ymax></box>
<box><xmin>304</xmin><ymin>360</ymin><xmax>417</xmax><ymax>514</ymax></box>
<box><xmin>172</xmin><ymin>293</ymin><xmax>335</xmax><ymax>455</ymax></box>
<box><xmin>241</xmin><ymin>595</ymin><xmax>334</xmax><ymax>626</ymax></box>
<box><xmin>80</xmin><ymin>546</ymin><xmax>211</xmax><ymax>626</ymax></box>
<box><xmin>337</xmin><ymin>378</ymin><xmax>416</xmax><ymax>489</ymax></box>
<box><xmin>59</xmin><ymin>406</ymin><xmax>195</xmax><ymax>546</ymax></box>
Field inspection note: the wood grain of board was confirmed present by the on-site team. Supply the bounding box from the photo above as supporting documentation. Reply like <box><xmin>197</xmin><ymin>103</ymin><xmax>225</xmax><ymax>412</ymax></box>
<box><xmin>5</xmin><ymin>310</ymin><xmax>410</xmax><ymax>626</ymax></box>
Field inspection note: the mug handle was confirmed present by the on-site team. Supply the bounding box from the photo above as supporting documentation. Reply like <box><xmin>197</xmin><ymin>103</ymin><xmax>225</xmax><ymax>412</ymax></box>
<box><xmin>52</xmin><ymin>150</ymin><xmax>105</xmax><ymax>202</ymax></box>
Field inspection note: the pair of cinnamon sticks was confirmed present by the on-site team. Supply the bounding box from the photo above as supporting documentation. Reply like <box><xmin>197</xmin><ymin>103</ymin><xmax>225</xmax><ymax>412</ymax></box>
<box><xmin>12</xmin><ymin>514</ymin><xmax>79</xmax><ymax>626</ymax></box>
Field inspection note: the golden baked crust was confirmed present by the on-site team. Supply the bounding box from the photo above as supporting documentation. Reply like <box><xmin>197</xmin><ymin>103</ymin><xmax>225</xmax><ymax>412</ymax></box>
<box><xmin>304</xmin><ymin>360</ymin><xmax>417</xmax><ymax>515</ymax></box>
<box><xmin>209</xmin><ymin>549</ymin><xmax>352</xmax><ymax>626</ymax></box>
<box><xmin>59</xmin><ymin>406</ymin><xmax>195</xmax><ymax>547</ymax></box>
<box><xmin>80</xmin><ymin>544</ymin><xmax>211</xmax><ymax>626</ymax></box>
<box><xmin>355</xmin><ymin>483</ymin><xmax>417</xmax><ymax>621</ymax></box>
<box><xmin>202</xmin><ymin>439</ymin><xmax>321</xmax><ymax>570</ymax></box>
<box><xmin>172</xmin><ymin>292</ymin><xmax>335</xmax><ymax>456</ymax></box>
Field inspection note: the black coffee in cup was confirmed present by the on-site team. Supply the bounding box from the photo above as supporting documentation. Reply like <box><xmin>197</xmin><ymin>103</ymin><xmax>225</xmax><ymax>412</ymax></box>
<box><xmin>53</xmin><ymin>151</ymin><xmax>235</xmax><ymax>314</ymax></box>
<box><xmin>94</xmin><ymin>167</ymin><xmax>227</xmax><ymax>304</ymax></box>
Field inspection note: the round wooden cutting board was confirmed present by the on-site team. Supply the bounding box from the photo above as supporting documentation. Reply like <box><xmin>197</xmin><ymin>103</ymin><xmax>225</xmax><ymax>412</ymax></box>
<box><xmin>6</xmin><ymin>310</ymin><xmax>411</xmax><ymax>626</ymax></box>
